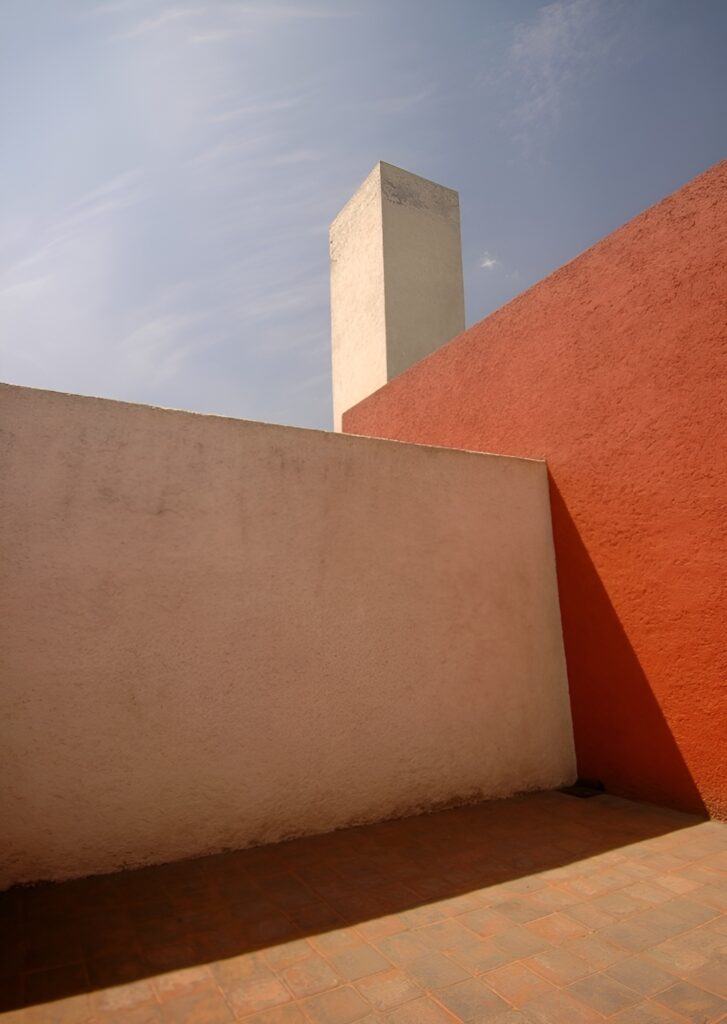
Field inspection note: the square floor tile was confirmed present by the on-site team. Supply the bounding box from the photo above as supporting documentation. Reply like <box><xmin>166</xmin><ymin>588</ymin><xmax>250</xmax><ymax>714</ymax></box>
<box><xmin>416</xmin><ymin>919</ymin><xmax>481</xmax><ymax>953</ymax></box>
<box><xmin>405</xmin><ymin>952</ymin><xmax>470</xmax><ymax>989</ymax></box>
<box><xmin>493</xmin><ymin>926</ymin><xmax>551</xmax><ymax>959</ymax></box>
<box><xmin>326</xmin><ymin>945</ymin><xmax>390</xmax><ymax>982</ymax></box>
<box><xmin>524</xmin><ymin>912</ymin><xmax>588</xmax><ymax>944</ymax></box>
<box><xmin>458</xmin><ymin>909</ymin><xmax>512</xmax><ymax>938</ymax></box>
<box><xmin>525</xmin><ymin>947</ymin><xmax>592</xmax><ymax>986</ymax></box>
<box><xmin>434</xmin><ymin>977</ymin><xmax>510</xmax><ymax>1020</ymax></box>
<box><xmin>240</xmin><ymin>1005</ymin><xmax>308</xmax><ymax>1023</ymax></box>
<box><xmin>310</xmin><ymin>931</ymin><xmax>361</xmax><ymax>957</ymax></box>
<box><xmin>354</xmin><ymin>968</ymin><xmax>420</xmax><ymax>1011</ymax></box>
<box><xmin>158</xmin><ymin>988</ymin><xmax>234</xmax><ymax>1023</ymax></box>
<box><xmin>281</xmin><ymin>955</ymin><xmax>340</xmax><ymax>998</ymax></box>
<box><xmin>383</xmin><ymin>995</ymin><xmax>458</xmax><ymax>1023</ymax></box>
<box><xmin>567</xmin><ymin>972</ymin><xmax>642</xmax><ymax>1015</ymax></box>
<box><xmin>607</xmin><ymin>1000</ymin><xmax>693</xmax><ymax>1023</ymax></box>
<box><xmin>301</xmin><ymin>984</ymin><xmax>372</xmax><ymax>1024</ymax></box>
<box><xmin>450</xmin><ymin>936</ymin><xmax>516</xmax><ymax>974</ymax></box>
<box><xmin>518</xmin><ymin>987</ymin><xmax>604</xmax><ymax>1024</ymax></box>
<box><xmin>374</xmin><ymin>933</ymin><xmax>429</xmax><ymax>965</ymax></box>
<box><xmin>605</xmin><ymin>955</ymin><xmax>676</xmax><ymax>996</ymax></box>
<box><xmin>492</xmin><ymin>898</ymin><xmax>550</xmax><ymax>925</ymax></box>
<box><xmin>652</xmin><ymin>981</ymin><xmax>727</xmax><ymax>1022</ymax></box>
<box><xmin>563</xmin><ymin>934</ymin><xmax>628</xmax><ymax>970</ymax></box>
<box><xmin>483</xmin><ymin>962</ymin><xmax>556</xmax><ymax>1007</ymax></box>
<box><xmin>264</xmin><ymin>940</ymin><xmax>315</xmax><ymax>972</ymax></box>
<box><xmin>222</xmin><ymin>973</ymin><xmax>292</xmax><ymax>1017</ymax></box>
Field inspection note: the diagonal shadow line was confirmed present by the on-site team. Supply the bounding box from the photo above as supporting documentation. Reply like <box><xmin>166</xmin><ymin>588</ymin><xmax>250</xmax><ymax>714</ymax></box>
<box><xmin>0</xmin><ymin>790</ymin><xmax>705</xmax><ymax>1013</ymax></box>
<box><xmin>547</xmin><ymin>474</ymin><xmax>707</xmax><ymax>817</ymax></box>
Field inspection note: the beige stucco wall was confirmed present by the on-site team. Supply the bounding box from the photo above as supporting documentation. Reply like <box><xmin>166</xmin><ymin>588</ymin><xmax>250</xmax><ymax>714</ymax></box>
<box><xmin>330</xmin><ymin>164</ymin><xmax>388</xmax><ymax>432</ymax></box>
<box><xmin>381</xmin><ymin>162</ymin><xmax>465</xmax><ymax>380</ymax></box>
<box><xmin>0</xmin><ymin>383</ymin><xmax>574</xmax><ymax>888</ymax></box>
<box><xmin>330</xmin><ymin>162</ymin><xmax>465</xmax><ymax>430</ymax></box>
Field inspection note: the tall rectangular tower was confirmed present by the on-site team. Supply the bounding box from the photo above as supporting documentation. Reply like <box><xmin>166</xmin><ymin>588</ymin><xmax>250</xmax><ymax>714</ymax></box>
<box><xmin>330</xmin><ymin>162</ymin><xmax>465</xmax><ymax>430</ymax></box>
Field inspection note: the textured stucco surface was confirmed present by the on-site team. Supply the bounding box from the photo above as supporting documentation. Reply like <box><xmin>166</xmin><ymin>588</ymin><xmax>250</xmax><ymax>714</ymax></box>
<box><xmin>330</xmin><ymin>163</ymin><xmax>387</xmax><ymax>432</ymax></box>
<box><xmin>330</xmin><ymin>162</ymin><xmax>464</xmax><ymax>429</ymax></box>
<box><xmin>344</xmin><ymin>160</ymin><xmax>727</xmax><ymax>820</ymax></box>
<box><xmin>0</xmin><ymin>384</ymin><xmax>574</xmax><ymax>888</ymax></box>
<box><xmin>380</xmin><ymin>162</ymin><xmax>465</xmax><ymax>380</ymax></box>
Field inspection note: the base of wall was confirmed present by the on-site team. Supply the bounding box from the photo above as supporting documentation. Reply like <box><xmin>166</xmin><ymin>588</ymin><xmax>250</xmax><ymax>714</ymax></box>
<box><xmin>4</xmin><ymin>783</ymin><xmax>578</xmax><ymax>891</ymax></box>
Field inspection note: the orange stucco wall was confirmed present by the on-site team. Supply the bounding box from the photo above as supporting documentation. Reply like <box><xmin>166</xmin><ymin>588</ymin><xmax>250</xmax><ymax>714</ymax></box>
<box><xmin>344</xmin><ymin>160</ymin><xmax>727</xmax><ymax>820</ymax></box>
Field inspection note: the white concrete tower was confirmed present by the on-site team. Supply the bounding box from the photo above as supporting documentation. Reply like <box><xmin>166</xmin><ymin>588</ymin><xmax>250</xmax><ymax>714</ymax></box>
<box><xmin>330</xmin><ymin>161</ymin><xmax>465</xmax><ymax>430</ymax></box>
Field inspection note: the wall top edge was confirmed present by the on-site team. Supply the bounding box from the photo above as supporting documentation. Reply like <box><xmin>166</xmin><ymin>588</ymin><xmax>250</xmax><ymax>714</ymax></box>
<box><xmin>0</xmin><ymin>381</ymin><xmax>546</xmax><ymax>469</ymax></box>
<box><xmin>329</xmin><ymin>161</ymin><xmax>459</xmax><ymax>235</ymax></box>
<box><xmin>329</xmin><ymin>163</ymin><xmax>383</xmax><ymax>234</ymax></box>
<box><xmin>377</xmin><ymin>161</ymin><xmax>460</xmax><ymax>199</ymax></box>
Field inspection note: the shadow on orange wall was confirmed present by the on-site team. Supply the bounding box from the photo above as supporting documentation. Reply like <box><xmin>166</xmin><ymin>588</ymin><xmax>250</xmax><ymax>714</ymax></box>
<box><xmin>548</xmin><ymin>476</ymin><xmax>706</xmax><ymax>817</ymax></box>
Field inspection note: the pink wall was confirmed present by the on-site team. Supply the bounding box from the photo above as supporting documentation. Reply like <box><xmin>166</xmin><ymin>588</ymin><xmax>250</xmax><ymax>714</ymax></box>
<box><xmin>0</xmin><ymin>384</ymin><xmax>573</xmax><ymax>886</ymax></box>
<box><xmin>344</xmin><ymin>160</ymin><xmax>727</xmax><ymax>820</ymax></box>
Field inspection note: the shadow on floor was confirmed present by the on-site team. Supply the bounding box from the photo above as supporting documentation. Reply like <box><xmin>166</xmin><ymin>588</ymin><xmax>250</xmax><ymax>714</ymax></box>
<box><xmin>0</xmin><ymin>789</ymin><xmax>705</xmax><ymax>1014</ymax></box>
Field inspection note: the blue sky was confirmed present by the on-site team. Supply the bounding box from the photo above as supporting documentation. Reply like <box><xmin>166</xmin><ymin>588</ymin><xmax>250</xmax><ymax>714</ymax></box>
<box><xmin>2</xmin><ymin>1</ymin><xmax>726</xmax><ymax>429</ymax></box>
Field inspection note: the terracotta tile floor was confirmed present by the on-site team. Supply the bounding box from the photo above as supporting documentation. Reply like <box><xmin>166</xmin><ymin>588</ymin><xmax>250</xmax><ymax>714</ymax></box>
<box><xmin>2</xmin><ymin>792</ymin><xmax>726</xmax><ymax>1023</ymax></box>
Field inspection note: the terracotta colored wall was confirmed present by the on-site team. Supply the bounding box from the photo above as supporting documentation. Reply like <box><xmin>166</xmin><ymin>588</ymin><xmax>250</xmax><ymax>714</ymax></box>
<box><xmin>344</xmin><ymin>161</ymin><xmax>727</xmax><ymax>820</ymax></box>
<box><xmin>0</xmin><ymin>383</ymin><xmax>574</xmax><ymax>887</ymax></box>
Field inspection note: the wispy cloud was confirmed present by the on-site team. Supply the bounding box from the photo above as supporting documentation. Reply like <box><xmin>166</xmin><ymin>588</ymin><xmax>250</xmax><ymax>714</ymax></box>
<box><xmin>506</xmin><ymin>0</ymin><xmax>618</xmax><ymax>143</ymax></box>
<box><xmin>226</xmin><ymin>4</ymin><xmax>356</xmax><ymax>21</ymax></box>
<box><xmin>187</xmin><ymin>133</ymin><xmax>279</xmax><ymax>170</ymax></box>
<box><xmin>267</xmin><ymin>148</ymin><xmax>322</xmax><ymax>167</ymax></box>
<box><xmin>185</xmin><ymin>3</ymin><xmax>356</xmax><ymax>43</ymax></box>
<box><xmin>350</xmin><ymin>84</ymin><xmax>437</xmax><ymax>116</ymax></box>
<box><xmin>63</xmin><ymin>170</ymin><xmax>142</xmax><ymax>214</ymax></box>
<box><xmin>55</xmin><ymin>171</ymin><xmax>144</xmax><ymax>234</ymax></box>
<box><xmin>239</xmin><ymin>275</ymin><xmax>325</xmax><ymax>325</ymax></box>
<box><xmin>188</xmin><ymin>28</ymin><xmax>236</xmax><ymax>44</ymax></box>
<box><xmin>208</xmin><ymin>95</ymin><xmax>303</xmax><ymax>125</ymax></box>
<box><xmin>112</xmin><ymin>5</ymin><xmax>206</xmax><ymax>39</ymax></box>
<box><xmin>87</xmin><ymin>0</ymin><xmax>153</xmax><ymax>16</ymax></box>
<box><xmin>1</xmin><ymin>171</ymin><xmax>144</xmax><ymax>286</ymax></box>
<box><xmin>284</xmin><ymin>368</ymin><xmax>330</xmax><ymax>396</ymax></box>
<box><xmin>0</xmin><ymin>273</ymin><xmax>54</xmax><ymax>302</ymax></box>
<box><xmin>477</xmin><ymin>251</ymin><xmax>521</xmax><ymax>285</ymax></box>
<box><xmin>119</xmin><ymin>310</ymin><xmax>217</xmax><ymax>384</ymax></box>
<box><xmin>92</xmin><ymin>0</ymin><xmax>354</xmax><ymax>49</ymax></box>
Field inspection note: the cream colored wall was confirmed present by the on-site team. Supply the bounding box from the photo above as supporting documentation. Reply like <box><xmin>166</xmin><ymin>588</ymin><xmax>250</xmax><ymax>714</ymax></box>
<box><xmin>330</xmin><ymin>164</ymin><xmax>388</xmax><ymax>432</ymax></box>
<box><xmin>330</xmin><ymin>163</ymin><xmax>465</xmax><ymax>430</ymax></box>
<box><xmin>0</xmin><ymin>383</ymin><xmax>575</xmax><ymax>888</ymax></box>
<box><xmin>380</xmin><ymin>162</ymin><xmax>465</xmax><ymax>380</ymax></box>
